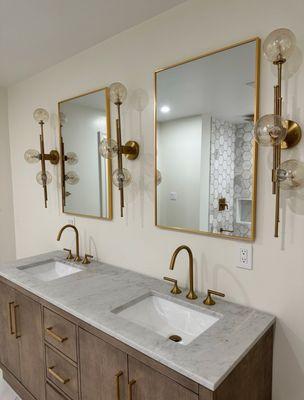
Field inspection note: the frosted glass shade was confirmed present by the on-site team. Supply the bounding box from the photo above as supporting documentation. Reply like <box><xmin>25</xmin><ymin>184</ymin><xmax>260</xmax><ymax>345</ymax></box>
<box><xmin>99</xmin><ymin>138</ymin><xmax>118</xmax><ymax>159</ymax></box>
<box><xmin>36</xmin><ymin>171</ymin><xmax>52</xmax><ymax>186</ymax></box>
<box><xmin>109</xmin><ymin>82</ymin><xmax>127</xmax><ymax>105</ymax></box>
<box><xmin>24</xmin><ymin>149</ymin><xmax>40</xmax><ymax>164</ymax></box>
<box><xmin>277</xmin><ymin>159</ymin><xmax>304</xmax><ymax>190</ymax></box>
<box><xmin>112</xmin><ymin>168</ymin><xmax>131</xmax><ymax>188</ymax></box>
<box><xmin>254</xmin><ymin>114</ymin><xmax>287</xmax><ymax>146</ymax></box>
<box><xmin>263</xmin><ymin>28</ymin><xmax>296</xmax><ymax>63</ymax></box>
<box><xmin>66</xmin><ymin>152</ymin><xmax>78</xmax><ymax>165</ymax></box>
<box><xmin>65</xmin><ymin>171</ymin><xmax>80</xmax><ymax>185</ymax></box>
<box><xmin>33</xmin><ymin>108</ymin><xmax>49</xmax><ymax>123</ymax></box>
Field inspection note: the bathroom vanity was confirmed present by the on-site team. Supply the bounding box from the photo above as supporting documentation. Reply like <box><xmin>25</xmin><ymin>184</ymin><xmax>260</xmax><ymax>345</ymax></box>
<box><xmin>0</xmin><ymin>252</ymin><xmax>274</xmax><ymax>400</ymax></box>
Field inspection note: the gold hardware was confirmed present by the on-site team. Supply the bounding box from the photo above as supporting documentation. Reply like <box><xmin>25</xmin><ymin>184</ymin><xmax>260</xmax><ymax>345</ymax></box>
<box><xmin>218</xmin><ymin>198</ymin><xmax>229</xmax><ymax>211</ymax></box>
<box><xmin>128</xmin><ymin>380</ymin><xmax>136</xmax><ymax>400</ymax></box>
<box><xmin>48</xmin><ymin>366</ymin><xmax>70</xmax><ymax>385</ymax></box>
<box><xmin>169</xmin><ymin>334</ymin><xmax>182</xmax><ymax>342</ymax></box>
<box><xmin>46</xmin><ymin>327</ymin><xmax>68</xmax><ymax>343</ymax></box>
<box><xmin>220</xmin><ymin>228</ymin><xmax>234</xmax><ymax>233</ymax></box>
<box><xmin>63</xmin><ymin>248</ymin><xmax>74</xmax><ymax>260</ymax></box>
<box><xmin>82</xmin><ymin>254</ymin><xmax>93</xmax><ymax>265</ymax></box>
<box><xmin>115</xmin><ymin>371</ymin><xmax>123</xmax><ymax>400</ymax></box>
<box><xmin>58</xmin><ymin>87</ymin><xmax>113</xmax><ymax>221</ymax></box>
<box><xmin>8</xmin><ymin>302</ymin><xmax>15</xmax><ymax>335</ymax></box>
<box><xmin>163</xmin><ymin>277</ymin><xmax>182</xmax><ymax>294</ymax></box>
<box><xmin>57</xmin><ymin>224</ymin><xmax>82</xmax><ymax>262</ymax></box>
<box><xmin>203</xmin><ymin>289</ymin><xmax>225</xmax><ymax>306</ymax></box>
<box><xmin>123</xmin><ymin>141</ymin><xmax>140</xmax><ymax>160</ymax></box>
<box><xmin>154</xmin><ymin>38</ymin><xmax>260</xmax><ymax>242</ymax></box>
<box><xmin>13</xmin><ymin>304</ymin><xmax>21</xmax><ymax>339</ymax></box>
<box><xmin>281</xmin><ymin>120</ymin><xmax>302</xmax><ymax>149</ymax></box>
<box><xmin>169</xmin><ymin>245</ymin><xmax>197</xmax><ymax>300</ymax></box>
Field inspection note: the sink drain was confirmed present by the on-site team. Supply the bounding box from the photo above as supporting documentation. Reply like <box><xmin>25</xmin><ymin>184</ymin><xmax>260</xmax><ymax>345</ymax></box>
<box><xmin>169</xmin><ymin>334</ymin><xmax>182</xmax><ymax>343</ymax></box>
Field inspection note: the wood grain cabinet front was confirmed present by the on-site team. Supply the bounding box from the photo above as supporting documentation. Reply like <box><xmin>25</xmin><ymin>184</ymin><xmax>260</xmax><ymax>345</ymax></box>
<box><xmin>79</xmin><ymin>328</ymin><xmax>128</xmax><ymax>400</ymax></box>
<box><xmin>128</xmin><ymin>357</ymin><xmax>199</xmax><ymax>400</ymax></box>
<box><xmin>46</xmin><ymin>382</ymin><xmax>69</xmax><ymax>400</ymax></box>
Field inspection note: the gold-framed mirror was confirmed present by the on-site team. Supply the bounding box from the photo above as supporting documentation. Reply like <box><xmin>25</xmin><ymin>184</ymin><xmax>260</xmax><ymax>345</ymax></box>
<box><xmin>155</xmin><ymin>38</ymin><xmax>260</xmax><ymax>240</ymax></box>
<box><xmin>58</xmin><ymin>87</ymin><xmax>112</xmax><ymax>219</ymax></box>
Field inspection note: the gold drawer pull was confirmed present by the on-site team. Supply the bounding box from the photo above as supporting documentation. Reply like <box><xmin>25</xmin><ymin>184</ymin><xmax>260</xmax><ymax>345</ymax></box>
<box><xmin>13</xmin><ymin>304</ymin><xmax>21</xmax><ymax>339</ymax></box>
<box><xmin>46</xmin><ymin>327</ymin><xmax>68</xmax><ymax>343</ymax></box>
<box><xmin>128</xmin><ymin>380</ymin><xmax>136</xmax><ymax>400</ymax></box>
<box><xmin>115</xmin><ymin>371</ymin><xmax>123</xmax><ymax>400</ymax></box>
<box><xmin>8</xmin><ymin>302</ymin><xmax>15</xmax><ymax>335</ymax></box>
<box><xmin>48</xmin><ymin>366</ymin><xmax>70</xmax><ymax>385</ymax></box>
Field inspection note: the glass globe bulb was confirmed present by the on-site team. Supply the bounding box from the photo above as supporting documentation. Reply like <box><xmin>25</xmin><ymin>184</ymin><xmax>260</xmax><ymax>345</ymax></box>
<box><xmin>99</xmin><ymin>138</ymin><xmax>118</xmax><ymax>159</ymax></box>
<box><xmin>33</xmin><ymin>108</ymin><xmax>49</xmax><ymax>123</ymax></box>
<box><xmin>66</xmin><ymin>152</ymin><xmax>78</xmax><ymax>165</ymax></box>
<box><xmin>109</xmin><ymin>82</ymin><xmax>127</xmax><ymax>105</ymax></box>
<box><xmin>65</xmin><ymin>171</ymin><xmax>80</xmax><ymax>185</ymax></box>
<box><xmin>254</xmin><ymin>114</ymin><xmax>287</xmax><ymax>146</ymax></box>
<box><xmin>277</xmin><ymin>159</ymin><xmax>304</xmax><ymax>190</ymax></box>
<box><xmin>130</xmin><ymin>88</ymin><xmax>149</xmax><ymax>111</ymax></box>
<box><xmin>263</xmin><ymin>28</ymin><xmax>296</xmax><ymax>63</ymax></box>
<box><xmin>24</xmin><ymin>149</ymin><xmax>40</xmax><ymax>164</ymax></box>
<box><xmin>60</xmin><ymin>112</ymin><xmax>68</xmax><ymax>126</ymax></box>
<box><xmin>112</xmin><ymin>168</ymin><xmax>131</xmax><ymax>188</ymax></box>
<box><xmin>36</xmin><ymin>171</ymin><xmax>52</xmax><ymax>186</ymax></box>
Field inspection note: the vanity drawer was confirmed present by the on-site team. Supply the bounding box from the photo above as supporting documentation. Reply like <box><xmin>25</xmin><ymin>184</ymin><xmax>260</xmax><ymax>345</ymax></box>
<box><xmin>44</xmin><ymin>307</ymin><xmax>77</xmax><ymax>362</ymax></box>
<box><xmin>46</xmin><ymin>382</ymin><xmax>68</xmax><ymax>400</ymax></box>
<box><xmin>46</xmin><ymin>346</ymin><xmax>79</xmax><ymax>400</ymax></box>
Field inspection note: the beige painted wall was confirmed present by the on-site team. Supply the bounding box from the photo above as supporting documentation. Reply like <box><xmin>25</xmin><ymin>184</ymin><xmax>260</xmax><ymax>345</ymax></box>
<box><xmin>7</xmin><ymin>0</ymin><xmax>304</xmax><ymax>398</ymax></box>
<box><xmin>0</xmin><ymin>88</ymin><xmax>15</xmax><ymax>263</ymax></box>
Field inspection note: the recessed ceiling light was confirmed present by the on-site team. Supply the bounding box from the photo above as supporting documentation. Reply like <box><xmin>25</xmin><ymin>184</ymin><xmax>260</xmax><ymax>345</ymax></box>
<box><xmin>160</xmin><ymin>105</ymin><xmax>170</xmax><ymax>113</ymax></box>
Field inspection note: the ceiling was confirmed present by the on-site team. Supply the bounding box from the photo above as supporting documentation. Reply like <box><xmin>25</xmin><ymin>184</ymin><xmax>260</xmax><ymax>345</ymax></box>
<box><xmin>0</xmin><ymin>0</ymin><xmax>186</xmax><ymax>87</ymax></box>
<box><xmin>157</xmin><ymin>41</ymin><xmax>256</xmax><ymax>124</ymax></box>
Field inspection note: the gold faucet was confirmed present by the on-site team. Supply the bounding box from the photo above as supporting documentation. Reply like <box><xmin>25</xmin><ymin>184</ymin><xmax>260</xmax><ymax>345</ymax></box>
<box><xmin>57</xmin><ymin>224</ymin><xmax>82</xmax><ymax>262</ymax></box>
<box><xmin>169</xmin><ymin>245</ymin><xmax>197</xmax><ymax>300</ymax></box>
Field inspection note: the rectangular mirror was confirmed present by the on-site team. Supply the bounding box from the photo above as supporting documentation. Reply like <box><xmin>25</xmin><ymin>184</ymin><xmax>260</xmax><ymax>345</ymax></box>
<box><xmin>155</xmin><ymin>38</ymin><xmax>260</xmax><ymax>240</ymax></box>
<box><xmin>59</xmin><ymin>87</ymin><xmax>112</xmax><ymax>219</ymax></box>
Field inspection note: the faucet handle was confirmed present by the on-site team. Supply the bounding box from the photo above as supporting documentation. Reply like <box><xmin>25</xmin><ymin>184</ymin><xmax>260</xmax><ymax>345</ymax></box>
<box><xmin>163</xmin><ymin>277</ymin><xmax>182</xmax><ymax>295</ymax></box>
<box><xmin>82</xmin><ymin>254</ymin><xmax>93</xmax><ymax>265</ymax></box>
<box><xmin>203</xmin><ymin>289</ymin><xmax>225</xmax><ymax>306</ymax></box>
<box><xmin>63</xmin><ymin>248</ymin><xmax>74</xmax><ymax>260</ymax></box>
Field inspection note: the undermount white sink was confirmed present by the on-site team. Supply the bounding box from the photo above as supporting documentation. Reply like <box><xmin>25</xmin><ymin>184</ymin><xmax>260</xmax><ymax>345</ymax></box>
<box><xmin>113</xmin><ymin>294</ymin><xmax>220</xmax><ymax>345</ymax></box>
<box><xmin>17</xmin><ymin>259</ymin><xmax>82</xmax><ymax>282</ymax></box>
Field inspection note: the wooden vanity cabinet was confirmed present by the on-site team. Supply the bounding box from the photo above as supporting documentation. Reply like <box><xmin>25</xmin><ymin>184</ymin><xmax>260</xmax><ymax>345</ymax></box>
<box><xmin>0</xmin><ymin>280</ymin><xmax>45</xmax><ymax>400</ymax></box>
<box><xmin>128</xmin><ymin>356</ymin><xmax>198</xmax><ymax>400</ymax></box>
<box><xmin>79</xmin><ymin>328</ymin><xmax>128</xmax><ymax>400</ymax></box>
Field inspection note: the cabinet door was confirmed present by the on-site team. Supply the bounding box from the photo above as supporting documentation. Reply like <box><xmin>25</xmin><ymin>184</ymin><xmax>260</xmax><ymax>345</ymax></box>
<box><xmin>15</xmin><ymin>291</ymin><xmax>45</xmax><ymax>400</ymax></box>
<box><xmin>128</xmin><ymin>357</ymin><xmax>198</xmax><ymax>400</ymax></box>
<box><xmin>0</xmin><ymin>281</ymin><xmax>20</xmax><ymax>377</ymax></box>
<box><xmin>79</xmin><ymin>328</ymin><xmax>128</xmax><ymax>400</ymax></box>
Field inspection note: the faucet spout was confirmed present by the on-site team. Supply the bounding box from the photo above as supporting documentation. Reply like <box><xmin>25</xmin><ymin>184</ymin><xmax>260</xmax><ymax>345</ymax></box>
<box><xmin>169</xmin><ymin>245</ymin><xmax>197</xmax><ymax>300</ymax></box>
<box><xmin>57</xmin><ymin>224</ymin><xmax>82</xmax><ymax>262</ymax></box>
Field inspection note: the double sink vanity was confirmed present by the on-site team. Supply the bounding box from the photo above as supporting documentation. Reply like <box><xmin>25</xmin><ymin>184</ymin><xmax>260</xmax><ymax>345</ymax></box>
<box><xmin>0</xmin><ymin>235</ymin><xmax>274</xmax><ymax>400</ymax></box>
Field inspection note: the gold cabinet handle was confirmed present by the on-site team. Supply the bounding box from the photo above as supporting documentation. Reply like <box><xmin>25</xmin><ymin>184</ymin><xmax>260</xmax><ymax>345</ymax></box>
<box><xmin>8</xmin><ymin>302</ymin><xmax>15</xmax><ymax>335</ymax></box>
<box><xmin>48</xmin><ymin>366</ymin><xmax>70</xmax><ymax>385</ymax></box>
<box><xmin>13</xmin><ymin>304</ymin><xmax>21</xmax><ymax>338</ymax></box>
<box><xmin>115</xmin><ymin>371</ymin><xmax>123</xmax><ymax>400</ymax></box>
<box><xmin>46</xmin><ymin>327</ymin><xmax>68</xmax><ymax>343</ymax></box>
<box><xmin>128</xmin><ymin>380</ymin><xmax>136</xmax><ymax>400</ymax></box>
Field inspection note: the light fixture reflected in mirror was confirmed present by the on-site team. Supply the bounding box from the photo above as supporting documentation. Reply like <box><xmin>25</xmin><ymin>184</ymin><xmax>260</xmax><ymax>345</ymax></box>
<box><xmin>99</xmin><ymin>82</ymin><xmax>140</xmax><ymax>217</ymax></box>
<box><xmin>254</xmin><ymin>28</ymin><xmax>303</xmax><ymax>237</ymax></box>
<box><xmin>25</xmin><ymin>108</ymin><xmax>60</xmax><ymax>208</ymax></box>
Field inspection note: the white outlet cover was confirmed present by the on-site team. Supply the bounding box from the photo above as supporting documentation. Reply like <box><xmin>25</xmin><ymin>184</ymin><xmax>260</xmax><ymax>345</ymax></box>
<box><xmin>237</xmin><ymin>244</ymin><xmax>253</xmax><ymax>270</ymax></box>
<box><xmin>169</xmin><ymin>192</ymin><xmax>177</xmax><ymax>201</ymax></box>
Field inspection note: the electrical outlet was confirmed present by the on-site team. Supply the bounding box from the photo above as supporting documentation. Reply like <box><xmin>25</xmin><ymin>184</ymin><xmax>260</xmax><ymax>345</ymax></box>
<box><xmin>237</xmin><ymin>244</ymin><xmax>253</xmax><ymax>270</ymax></box>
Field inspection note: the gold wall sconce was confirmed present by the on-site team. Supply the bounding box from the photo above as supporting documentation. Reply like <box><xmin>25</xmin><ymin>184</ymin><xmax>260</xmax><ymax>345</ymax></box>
<box><xmin>254</xmin><ymin>28</ymin><xmax>304</xmax><ymax>237</ymax></box>
<box><xmin>99</xmin><ymin>82</ymin><xmax>140</xmax><ymax>217</ymax></box>
<box><xmin>24</xmin><ymin>108</ymin><xmax>60</xmax><ymax>208</ymax></box>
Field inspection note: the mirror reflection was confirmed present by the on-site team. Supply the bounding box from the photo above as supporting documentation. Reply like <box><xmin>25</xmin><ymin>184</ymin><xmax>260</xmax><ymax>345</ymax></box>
<box><xmin>59</xmin><ymin>88</ymin><xmax>112</xmax><ymax>219</ymax></box>
<box><xmin>155</xmin><ymin>39</ymin><xmax>259</xmax><ymax>239</ymax></box>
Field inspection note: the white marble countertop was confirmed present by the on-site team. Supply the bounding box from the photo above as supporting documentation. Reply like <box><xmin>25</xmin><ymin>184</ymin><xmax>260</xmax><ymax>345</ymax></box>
<box><xmin>0</xmin><ymin>251</ymin><xmax>275</xmax><ymax>391</ymax></box>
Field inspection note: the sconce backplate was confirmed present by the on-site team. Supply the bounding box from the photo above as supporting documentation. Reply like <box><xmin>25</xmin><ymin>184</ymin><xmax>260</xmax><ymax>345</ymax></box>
<box><xmin>124</xmin><ymin>140</ymin><xmax>140</xmax><ymax>160</ymax></box>
<box><xmin>49</xmin><ymin>150</ymin><xmax>60</xmax><ymax>165</ymax></box>
<box><xmin>281</xmin><ymin>120</ymin><xmax>302</xmax><ymax>149</ymax></box>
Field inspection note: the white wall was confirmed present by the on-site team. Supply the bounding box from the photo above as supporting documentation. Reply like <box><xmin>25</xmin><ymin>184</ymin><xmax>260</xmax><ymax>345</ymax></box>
<box><xmin>158</xmin><ymin>116</ymin><xmax>202</xmax><ymax>229</ymax></box>
<box><xmin>0</xmin><ymin>88</ymin><xmax>15</xmax><ymax>263</ymax></box>
<box><xmin>6</xmin><ymin>0</ymin><xmax>304</xmax><ymax>398</ymax></box>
